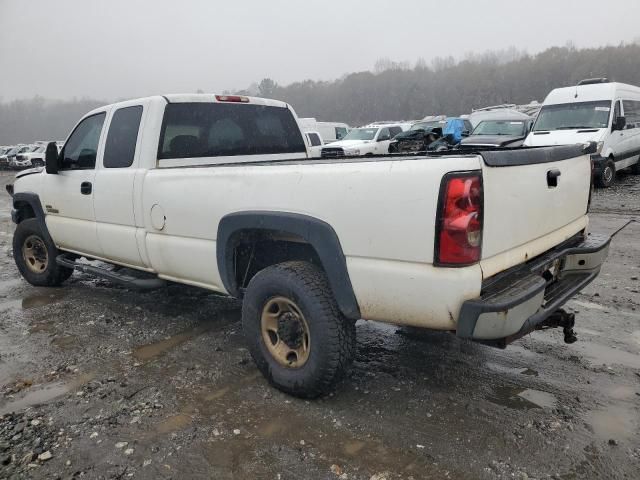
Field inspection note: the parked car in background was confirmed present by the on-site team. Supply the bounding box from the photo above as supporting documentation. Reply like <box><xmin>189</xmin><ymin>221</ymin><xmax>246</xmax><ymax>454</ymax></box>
<box><xmin>427</xmin><ymin>118</ymin><xmax>473</xmax><ymax>151</ymax></box>
<box><xmin>15</xmin><ymin>145</ymin><xmax>47</xmax><ymax>168</ymax></box>
<box><xmin>469</xmin><ymin>106</ymin><xmax>534</xmax><ymax>129</ymax></box>
<box><xmin>458</xmin><ymin>118</ymin><xmax>533</xmax><ymax>150</ymax></box>
<box><xmin>321</xmin><ymin>123</ymin><xmax>407</xmax><ymax>157</ymax></box>
<box><xmin>299</xmin><ymin>118</ymin><xmax>350</xmax><ymax>143</ymax></box>
<box><xmin>388</xmin><ymin>118</ymin><xmax>447</xmax><ymax>153</ymax></box>
<box><xmin>0</xmin><ymin>147</ymin><xmax>13</xmax><ymax>169</ymax></box>
<box><xmin>305</xmin><ymin>131</ymin><xmax>324</xmax><ymax>158</ymax></box>
<box><xmin>9</xmin><ymin>145</ymin><xmax>39</xmax><ymax>169</ymax></box>
<box><xmin>524</xmin><ymin>78</ymin><xmax>640</xmax><ymax>187</ymax></box>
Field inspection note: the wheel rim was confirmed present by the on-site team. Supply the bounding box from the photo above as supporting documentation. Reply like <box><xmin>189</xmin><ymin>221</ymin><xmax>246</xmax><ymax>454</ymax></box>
<box><xmin>604</xmin><ymin>166</ymin><xmax>613</xmax><ymax>183</ymax></box>
<box><xmin>22</xmin><ymin>234</ymin><xmax>48</xmax><ymax>274</ymax></box>
<box><xmin>261</xmin><ymin>296</ymin><xmax>311</xmax><ymax>368</ymax></box>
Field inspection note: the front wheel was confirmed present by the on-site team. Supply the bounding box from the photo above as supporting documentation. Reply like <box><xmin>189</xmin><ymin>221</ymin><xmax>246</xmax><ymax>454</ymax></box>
<box><xmin>13</xmin><ymin>219</ymin><xmax>73</xmax><ymax>286</ymax></box>
<box><xmin>596</xmin><ymin>160</ymin><xmax>615</xmax><ymax>188</ymax></box>
<box><xmin>242</xmin><ymin>261</ymin><xmax>356</xmax><ymax>398</ymax></box>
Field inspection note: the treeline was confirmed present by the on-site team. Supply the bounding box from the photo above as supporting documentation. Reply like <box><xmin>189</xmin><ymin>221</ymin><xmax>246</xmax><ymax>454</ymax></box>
<box><xmin>0</xmin><ymin>97</ymin><xmax>105</xmax><ymax>144</ymax></box>
<box><xmin>245</xmin><ymin>43</ymin><xmax>640</xmax><ymax>125</ymax></box>
<box><xmin>2</xmin><ymin>43</ymin><xmax>640</xmax><ymax>144</ymax></box>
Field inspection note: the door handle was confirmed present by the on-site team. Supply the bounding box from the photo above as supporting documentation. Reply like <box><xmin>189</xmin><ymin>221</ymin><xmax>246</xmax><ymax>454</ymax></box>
<box><xmin>547</xmin><ymin>169</ymin><xmax>561</xmax><ymax>187</ymax></box>
<box><xmin>80</xmin><ymin>182</ymin><xmax>92</xmax><ymax>195</ymax></box>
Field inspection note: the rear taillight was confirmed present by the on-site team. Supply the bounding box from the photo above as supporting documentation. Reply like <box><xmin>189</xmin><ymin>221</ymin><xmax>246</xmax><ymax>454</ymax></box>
<box><xmin>435</xmin><ymin>172</ymin><xmax>483</xmax><ymax>266</ymax></box>
<box><xmin>215</xmin><ymin>95</ymin><xmax>249</xmax><ymax>103</ymax></box>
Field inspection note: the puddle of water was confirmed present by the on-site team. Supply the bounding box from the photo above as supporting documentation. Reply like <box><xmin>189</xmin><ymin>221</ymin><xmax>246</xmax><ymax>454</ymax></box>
<box><xmin>485</xmin><ymin>362</ymin><xmax>539</xmax><ymax>377</ymax></box>
<box><xmin>586</xmin><ymin>404</ymin><xmax>637</xmax><ymax>442</ymax></box>
<box><xmin>570</xmin><ymin>342</ymin><xmax>640</xmax><ymax>369</ymax></box>
<box><xmin>0</xmin><ymin>373</ymin><xmax>94</xmax><ymax>415</ymax></box>
<box><xmin>21</xmin><ymin>290</ymin><xmax>67</xmax><ymax>310</ymax></box>
<box><xmin>570</xmin><ymin>300</ymin><xmax>605</xmax><ymax>311</ymax></box>
<box><xmin>133</xmin><ymin>310</ymin><xmax>239</xmax><ymax>362</ymax></box>
<box><xmin>156</xmin><ymin>413</ymin><xmax>193</xmax><ymax>434</ymax></box>
<box><xmin>487</xmin><ymin>386</ymin><xmax>556</xmax><ymax>410</ymax></box>
<box><xmin>51</xmin><ymin>335</ymin><xmax>78</xmax><ymax>350</ymax></box>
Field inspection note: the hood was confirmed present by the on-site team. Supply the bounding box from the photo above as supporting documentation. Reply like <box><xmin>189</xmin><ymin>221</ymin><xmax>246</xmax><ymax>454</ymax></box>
<box><xmin>324</xmin><ymin>139</ymin><xmax>372</xmax><ymax>148</ymax></box>
<box><xmin>392</xmin><ymin>128</ymin><xmax>437</xmax><ymax>141</ymax></box>
<box><xmin>15</xmin><ymin>167</ymin><xmax>43</xmax><ymax>178</ymax></box>
<box><xmin>524</xmin><ymin>128</ymin><xmax>606</xmax><ymax>147</ymax></box>
<box><xmin>459</xmin><ymin>134</ymin><xmax>524</xmax><ymax>148</ymax></box>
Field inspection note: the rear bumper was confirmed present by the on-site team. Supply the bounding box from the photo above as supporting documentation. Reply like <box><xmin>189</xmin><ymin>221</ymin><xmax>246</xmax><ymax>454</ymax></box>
<box><xmin>457</xmin><ymin>232</ymin><xmax>610</xmax><ymax>346</ymax></box>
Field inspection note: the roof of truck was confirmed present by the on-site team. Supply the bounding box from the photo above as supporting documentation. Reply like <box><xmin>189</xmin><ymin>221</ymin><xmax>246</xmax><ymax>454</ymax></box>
<box><xmin>86</xmin><ymin>94</ymin><xmax>291</xmax><ymax>117</ymax></box>
<box><xmin>544</xmin><ymin>82</ymin><xmax>640</xmax><ymax>105</ymax></box>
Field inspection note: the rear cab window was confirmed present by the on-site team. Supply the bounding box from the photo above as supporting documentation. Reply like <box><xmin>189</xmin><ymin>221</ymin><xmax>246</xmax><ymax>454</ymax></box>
<box><xmin>104</xmin><ymin>106</ymin><xmax>143</xmax><ymax>168</ymax></box>
<box><xmin>158</xmin><ymin>102</ymin><xmax>306</xmax><ymax>164</ymax></box>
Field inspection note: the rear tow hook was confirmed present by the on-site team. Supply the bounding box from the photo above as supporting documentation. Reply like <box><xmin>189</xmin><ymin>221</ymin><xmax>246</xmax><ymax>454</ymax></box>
<box><xmin>536</xmin><ymin>308</ymin><xmax>578</xmax><ymax>344</ymax></box>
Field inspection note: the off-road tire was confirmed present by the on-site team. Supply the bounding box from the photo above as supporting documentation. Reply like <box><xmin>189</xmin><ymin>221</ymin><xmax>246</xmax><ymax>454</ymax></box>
<box><xmin>13</xmin><ymin>218</ymin><xmax>73</xmax><ymax>286</ymax></box>
<box><xmin>596</xmin><ymin>159</ymin><xmax>615</xmax><ymax>188</ymax></box>
<box><xmin>242</xmin><ymin>261</ymin><xmax>356</xmax><ymax>398</ymax></box>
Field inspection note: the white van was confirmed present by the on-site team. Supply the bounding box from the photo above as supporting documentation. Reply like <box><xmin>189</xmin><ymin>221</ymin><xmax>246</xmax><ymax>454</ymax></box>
<box><xmin>524</xmin><ymin>79</ymin><xmax>640</xmax><ymax>187</ymax></box>
<box><xmin>298</xmin><ymin>118</ymin><xmax>350</xmax><ymax>143</ymax></box>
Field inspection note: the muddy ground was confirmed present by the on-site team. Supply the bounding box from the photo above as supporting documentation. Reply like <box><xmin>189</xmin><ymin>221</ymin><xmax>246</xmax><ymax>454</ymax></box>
<box><xmin>0</xmin><ymin>170</ymin><xmax>639</xmax><ymax>480</ymax></box>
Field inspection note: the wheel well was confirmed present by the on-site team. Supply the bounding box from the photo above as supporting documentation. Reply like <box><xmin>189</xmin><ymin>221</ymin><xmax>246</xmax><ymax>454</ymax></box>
<box><xmin>13</xmin><ymin>201</ymin><xmax>36</xmax><ymax>224</ymax></box>
<box><xmin>230</xmin><ymin>229</ymin><xmax>322</xmax><ymax>290</ymax></box>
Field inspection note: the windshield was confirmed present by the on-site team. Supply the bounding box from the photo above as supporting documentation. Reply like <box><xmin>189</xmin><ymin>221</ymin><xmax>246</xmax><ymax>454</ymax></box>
<box><xmin>534</xmin><ymin>101</ymin><xmax>611</xmax><ymax>131</ymax></box>
<box><xmin>472</xmin><ymin>120</ymin><xmax>526</xmax><ymax>136</ymax></box>
<box><xmin>410</xmin><ymin>121</ymin><xmax>445</xmax><ymax>131</ymax></box>
<box><xmin>18</xmin><ymin>146</ymin><xmax>30</xmax><ymax>153</ymax></box>
<box><xmin>342</xmin><ymin>128</ymin><xmax>377</xmax><ymax>141</ymax></box>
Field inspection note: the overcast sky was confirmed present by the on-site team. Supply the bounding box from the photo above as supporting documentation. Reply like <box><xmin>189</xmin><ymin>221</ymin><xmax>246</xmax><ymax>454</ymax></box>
<box><xmin>1</xmin><ymin>0</ymin><xmax>639</xmax><ymax>101</ymax></box>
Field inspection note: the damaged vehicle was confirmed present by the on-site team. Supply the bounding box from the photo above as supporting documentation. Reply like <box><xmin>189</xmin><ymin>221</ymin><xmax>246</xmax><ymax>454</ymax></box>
<box><xmin>427</xmin><ymin>117</ymin><xmax>473</xmax><ymax>151</ymax></box>
<box><xmin>7</xmin><ymin>94</ymin><xmax>610</xmax><ymax>398</ymax></box>
<box><xmin>457</xmin><ymin>118</ymin><xmax>533</xmax><ymax>150</ymax></box>
<box><xmin>388</xmin><ymin>118</ymin><xmax>446</xmax><ymax>153</ymax></box>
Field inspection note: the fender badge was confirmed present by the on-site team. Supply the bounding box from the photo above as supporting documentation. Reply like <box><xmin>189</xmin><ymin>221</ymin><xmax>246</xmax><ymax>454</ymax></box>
<box><xmin>45</xmin><ymin>205</ymin><xmax>59</xmax><ymax>214</ymax></box>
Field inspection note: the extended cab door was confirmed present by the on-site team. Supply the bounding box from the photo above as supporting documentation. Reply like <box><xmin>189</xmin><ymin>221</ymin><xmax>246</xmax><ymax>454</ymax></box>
<box><xmin>41</xmin><ymin>112</ymin><xmax>107</xmax><ymax>257</ymax></box>
<box><xmin>93</xmin><ymin>102</ymin><xmax>147</xmax><ymax>267</ymax></box>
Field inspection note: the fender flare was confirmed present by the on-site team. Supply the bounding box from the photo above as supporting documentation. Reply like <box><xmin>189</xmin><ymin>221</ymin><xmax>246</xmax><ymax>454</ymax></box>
<box><xmin>217</xmin><ymin>211</ymin><xmax>361</xmax><ymax>320</ymax></box>
<box><xmin>12</xmin><ymin>191</ymin><xmax>50</xmax><ymax>230</ymax></box>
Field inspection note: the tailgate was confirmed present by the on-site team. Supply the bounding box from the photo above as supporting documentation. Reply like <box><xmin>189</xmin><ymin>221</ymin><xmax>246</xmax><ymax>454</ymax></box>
<box><xmin>479</xmin><ymin>145</ymin><xmax>591</xmax><ymax>277</ymax></box>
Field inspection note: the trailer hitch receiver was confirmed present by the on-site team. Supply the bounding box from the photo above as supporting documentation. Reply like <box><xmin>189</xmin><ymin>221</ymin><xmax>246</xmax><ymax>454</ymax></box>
<box><xmin>535</xmin><ymin>308</ymin><xmax>577</xmax><ymax>344</ymax></box>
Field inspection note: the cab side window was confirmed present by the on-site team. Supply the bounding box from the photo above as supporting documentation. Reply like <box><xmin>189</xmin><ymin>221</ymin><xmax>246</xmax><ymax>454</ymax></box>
<box><xmin>60</xmin><ymin>113</ymin><xmax>106</xmax><ymax>170</ymax></box>
<box><xmin>388</xmin><ymin>126</ymin><xmax>402</xmax><ymax>138</ymax></box>
<box><xmin>377</xmin><ymin>128</ymin><xmax>391</xmax><ymax>141</ymax></box>
<box><xmin>104</xmin><ymin>106</ymin><xmax>143</xmax><ymax>168</ymax></box>
<box><xmin>308</xmin><ymin>133</ymin><xmax>322</xmax><ymax>146</ymax></box>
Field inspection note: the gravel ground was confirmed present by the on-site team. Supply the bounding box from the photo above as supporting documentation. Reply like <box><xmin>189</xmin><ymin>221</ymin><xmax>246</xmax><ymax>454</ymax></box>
<box><xmin>0</xmin><ymin>169</ymin><xmax>639</xmax><ymax>480</ymax></box>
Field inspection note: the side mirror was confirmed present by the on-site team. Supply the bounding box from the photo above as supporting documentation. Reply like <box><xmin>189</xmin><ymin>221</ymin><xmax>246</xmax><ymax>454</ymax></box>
<box><xmin>461</xmin><ymin>130</ymin><xmax>470</xmax><ymax>137</ymax></box>
<box><xmin>614</xmin><ymin>116</ymin><xmax>626</xmax><ymax>131</ymax></box>
<box><xmin>45</xmin><ymin>142</ymin><xmax>59</xmax><ymax>174</ymax></box>
<box><xmin>377</xmin><ymin>135</ymin><xmax>390</xmax><ymax>142</ymax></box>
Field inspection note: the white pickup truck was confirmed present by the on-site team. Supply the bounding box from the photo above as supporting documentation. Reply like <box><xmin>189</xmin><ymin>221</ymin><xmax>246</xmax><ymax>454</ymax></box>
<box><xmin>7</xmin><ymin>94</ymin><xmax>610</xmax><ymax>398</ymax></box>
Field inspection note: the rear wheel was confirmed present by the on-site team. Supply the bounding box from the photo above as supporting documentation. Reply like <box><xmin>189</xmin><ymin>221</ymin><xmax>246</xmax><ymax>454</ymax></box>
<box><xmin>596</xmin><ymin>159</ymin><xmax>615</xmax><ymax>188</ymax></box>
<box><xmin>242</xmin><ymin>261</ymin><xmax>356</xmax><ymax>398</ymax></box>
<box><xmin>13</xmin><ymin>219</ymin><xmax>73</xmax><ymax>286</ymax></box>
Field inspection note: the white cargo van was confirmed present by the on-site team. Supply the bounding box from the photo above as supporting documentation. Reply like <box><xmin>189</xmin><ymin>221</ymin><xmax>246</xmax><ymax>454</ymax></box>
<box><xmin>298</xmin><ymin>118</ymin><xmax>350</xmax><ymax>143</ymax></box>
<box><xmin>524</xmin><ymin>79</ymin><xmax>640</xmax><ymax>187</ymax></box>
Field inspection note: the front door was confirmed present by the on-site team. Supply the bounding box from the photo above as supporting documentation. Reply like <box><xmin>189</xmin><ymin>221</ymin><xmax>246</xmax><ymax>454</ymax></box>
<box><xmin>41</xmin><ymin>112</ymin><xmax>107</xmax><ymax>257</ymax></box>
